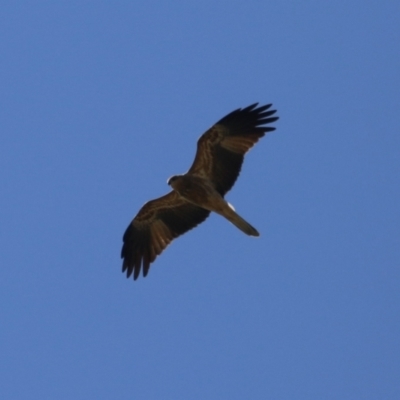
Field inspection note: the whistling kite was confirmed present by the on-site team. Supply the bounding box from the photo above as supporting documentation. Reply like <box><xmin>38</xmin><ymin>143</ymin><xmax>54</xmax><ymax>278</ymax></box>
<box><xmin>121</xmin><ymin>103</ymin><xmax>278</xmax><ymax>280</ymax></box>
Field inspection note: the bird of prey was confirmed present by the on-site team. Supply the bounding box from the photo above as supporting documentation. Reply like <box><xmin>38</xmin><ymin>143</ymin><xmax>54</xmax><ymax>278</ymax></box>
<box><xmin>121</xmin><ymin>103</ymin><xmax>278</xmax><ymax>280</ymax></box>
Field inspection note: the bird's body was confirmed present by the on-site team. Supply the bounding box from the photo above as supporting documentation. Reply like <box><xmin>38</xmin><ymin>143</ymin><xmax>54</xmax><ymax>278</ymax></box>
<box><xmin>121</xmin><ymin>103</ymin><xmax>278</xmax><ymax>280</ymax></box>
<box><xmin>168</xmin><ymin>174</ymin><xmax>259</xmax><ymax>236</ymax></box>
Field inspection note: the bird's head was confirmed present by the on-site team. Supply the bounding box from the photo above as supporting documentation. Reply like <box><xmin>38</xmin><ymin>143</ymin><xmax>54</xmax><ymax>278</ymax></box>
<box><xmin>167</xmin><ymin>175</ymin><xmax>181</xmax><ymax>189</ymax></box>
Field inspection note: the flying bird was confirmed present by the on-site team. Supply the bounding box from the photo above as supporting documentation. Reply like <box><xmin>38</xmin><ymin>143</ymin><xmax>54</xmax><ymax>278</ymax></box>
<box><xmin>121</xmin><ymin>103</ymin><xmax>278</xmax><ymax>280</ymax></box>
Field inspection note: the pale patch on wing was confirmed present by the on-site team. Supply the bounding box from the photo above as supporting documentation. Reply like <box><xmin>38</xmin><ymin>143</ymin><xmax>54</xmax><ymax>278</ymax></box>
<box><xmin>220</xmin><ymin>135</ymin><xmax>261</xmax><ymax>154</ymax></box>
<box><xmin>134</xmin><ymin>191</ymin><xmax>185</xmax><ymax>222</ymax></box>
<box><xmin>189</xmin><ymin>126</ymin><xmax>225</xmax><ymax>177</ymax></box>
<box><xmin>149</xmin><ymin>219</ymin><xmax>173</xmax><ymax>260</ymax></box>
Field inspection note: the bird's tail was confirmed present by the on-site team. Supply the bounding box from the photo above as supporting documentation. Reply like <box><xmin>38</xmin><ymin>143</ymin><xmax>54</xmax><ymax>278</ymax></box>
<box><xmin>223</xmin><ymin>206</ymin><xmax>260</xmax><ymax>237</ymax></box>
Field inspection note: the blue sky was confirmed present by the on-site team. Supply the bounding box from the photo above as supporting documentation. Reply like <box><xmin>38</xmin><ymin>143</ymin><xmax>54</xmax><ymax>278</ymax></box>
<box><xmin>1</xmin><ymin>1</ymin><xmax>399</xmax><ymax>399</ymax></box>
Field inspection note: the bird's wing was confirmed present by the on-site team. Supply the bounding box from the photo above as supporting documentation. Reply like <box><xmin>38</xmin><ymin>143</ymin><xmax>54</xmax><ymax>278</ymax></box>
<box><xmin>121</xmin><ymin>191</ymin><xmax>210</xmax><ymax>280</ymax></box>
<box><xmin>188</xmin><ymin>103</ymin><xmax>278</xmax><ymax>196</ymax></box>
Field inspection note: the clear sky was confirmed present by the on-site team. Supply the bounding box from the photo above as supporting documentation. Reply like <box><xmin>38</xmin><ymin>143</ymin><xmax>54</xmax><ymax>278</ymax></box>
<box><xmin>1</xmin><ymin>2</ymin><xmax>399</xmax><ymax>399</ymax></box>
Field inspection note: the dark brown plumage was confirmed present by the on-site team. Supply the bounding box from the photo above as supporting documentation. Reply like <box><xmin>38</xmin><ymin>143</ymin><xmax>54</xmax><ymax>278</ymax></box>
<box><xmin>121</xmin><ymin>103</ymin><xmax>278</xmax><ymax>280</ymax></box>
